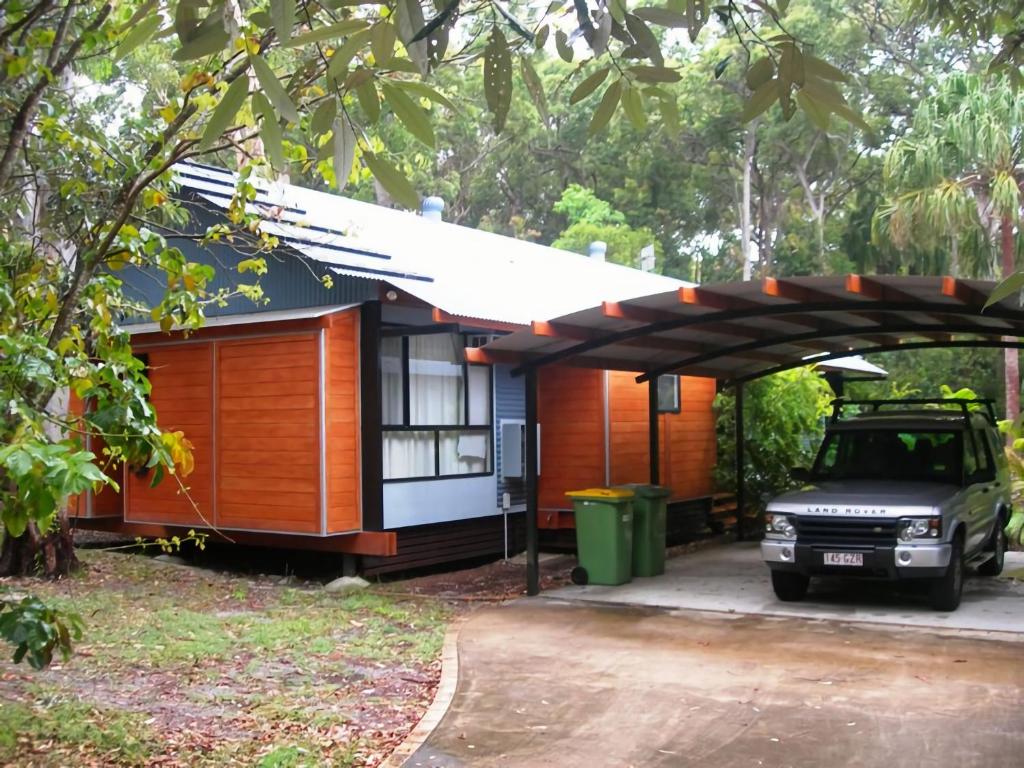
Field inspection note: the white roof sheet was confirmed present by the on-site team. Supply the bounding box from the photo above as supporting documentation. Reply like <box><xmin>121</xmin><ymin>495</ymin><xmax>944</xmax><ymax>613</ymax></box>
<box><xmin>175</xmin><ymin>163</ymin><xmax>689</xmax><ymax>326</ymax></box>
<box><xmin>809</xmin><ymin>355</ymin><xmax>888</xmax><ymax>377</ymax></box>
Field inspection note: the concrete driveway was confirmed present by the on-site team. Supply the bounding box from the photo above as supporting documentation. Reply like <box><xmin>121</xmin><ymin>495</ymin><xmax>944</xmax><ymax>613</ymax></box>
<box><xmin>549</xmin><ymin>542</ymin><xmax>1024</xmax><ymax>635</ymax></box>
<box><xmin>406</xmin><ymin>545</ymin><xmax>1024</xmax><ymax>767</ymax></box>
<box><xmin>409</xmin><ymin>599</ymin><xmax>1024</xmax><ymax>767</ymax></box>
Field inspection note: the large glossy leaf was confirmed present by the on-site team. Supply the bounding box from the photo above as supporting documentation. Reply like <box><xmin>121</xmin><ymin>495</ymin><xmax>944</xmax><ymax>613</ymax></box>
<box><xmin>795</xmin><ymin>89</ymin><xmax>829</xmax><ymax>131</ymax></box>
<box><xmin>395</xmin><ymin>0</ymin><xmax>430</xmax><ymax>75</ymax></box>
<box><xmin>249</xmin><ymin>53</ymin><xmax>299</xmax><ymax>123</ymax></box>
<box><xmin>269</xmin><ymin>0</ymin><xmax>296</xmax><ymax>44</ymax></box>
<box><xmin>570</xmin><ymin>67</ymin><xmax>610</xmax><ymax>104</ymax></box>
<box><xmin>622</xmin><ymin>83</ymin><xmax>647</xmax><ymax>129</ymax></box>
<box><xmin>520</xmin><ymin>56</ymin><xmax>549</xmax><ymax>123</ymax></box>
<box><xmin>632</xmin><ymin>7</ymin><xmax>688</xmax><ymax>26</ymax></box>
<box><xmin>394</xmin><ymin>80</ymin><xmax>457</xmax><ymax>111</ymax></box>
<box><xmin>555</xmin><ymin>29</ymin><xmax>574</xmax><ymax>63</ymax></box>
<box><xmin>115</xmin><ymin>14</ymin><xmax>162</xmax><ymax>60</ymax></box>
<box><xmin>355</xmin><ymin>77</ymin><xmax>381</xmax><ymax>122</ymax></box>
<box><xmin>624</xmin><ymin>14</ymin><xmax>663</xmax><ymax>66</ymax></box>
<box><xmin>332</xmin><ymin>116</ymin><xmax>357</xmax><ymax>190</ymax></box>
<box><xmin>984</xmin><ymin>271</ymin><xmax>1024</xmax><ymax>309</ymax></box>
<box><xmin>310</xmin><ymin>97</ymin><xmax>337</xmax><ymax>137</ymax></box>
<box><xmin>252</xmin><ymin>93</ymin><xmax>285</xmax><ymax>172</ymax></box>
<box><xmin>172</xmin><ymin>22</ymin><xmax>229</xmax><ymax>61</ymax></box>
<box><xmin>327</xmin><ymin>29</ymin><xmax>373</xmax><ymax>79</ymax></box>
<box><xmin>804</xmin><ymin>54</ymin><xmax>848</xmax><ymax>83</ymax></box>
<box><xmin>381</xmin><ymin>81</ymin><xmax>435</xmax><ymax>147</ymax></box>
<box><xmin>284</xmin><ymin>20</ymin><xmax>370</xmax><ymax>48</ymax></box>
<box><xmin>363</xmin><ymin>152</ymin><xmax>419</xmax><ymax>209</ymax></box>
<box><xmin>589</xmin><ymin>78</ymin><xmax>622</xmax><ymax>135</ymax></box>
<box><xmin>745</xmin><ymin>56</ymin><xmax>774</xmax><ymax>90</ymax></box>
<box><xmin>627</xmin><ymin>66</ymin><xmax>681</xmax><ymax>83</ymax></box>
<box><xmin>493</xmin><ymin>0</ymin><xmax>534</xmax><ymax>42</ymax></box>
<box><xmin>199</xmin><ymin>74</ymin><xmax>250</xmax><ymax>151</ymax></box>
<box><xmin>371</xmin><ymin>21</ymin><xmax>398</xmax><ymax>64</ymax></box>
<box><xmin>409</xmin><ymin>0</ymin><xmax>459</xmax><ymax>43</ymax></box>
<box><xmin>484</xmin><ymin>26</ymin><xmax>513</xmax><ymax>133</ymax></box>
<box><xmin>740</xmin><ymin>78</ymin><xmax>781</xmax><ymax>122</ymax></box>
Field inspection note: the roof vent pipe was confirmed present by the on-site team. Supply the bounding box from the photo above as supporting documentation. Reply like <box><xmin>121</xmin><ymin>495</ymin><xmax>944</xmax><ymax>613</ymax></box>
<box><xmin>422</xmin><ymin>196</ymin><xmax>445</xmax><ymax>222</ymax></box>
<box><xmin>588</xmin><ymin>241</ymin><xmax>607</xmax><ymax>261</ymax></box>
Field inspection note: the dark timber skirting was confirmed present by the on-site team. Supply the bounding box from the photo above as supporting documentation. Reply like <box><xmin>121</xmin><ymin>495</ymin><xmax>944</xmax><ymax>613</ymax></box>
<box><xmin>362</xmin><ymin>513</ymin><xmax>526</xmax><ymax>576</ymax></box>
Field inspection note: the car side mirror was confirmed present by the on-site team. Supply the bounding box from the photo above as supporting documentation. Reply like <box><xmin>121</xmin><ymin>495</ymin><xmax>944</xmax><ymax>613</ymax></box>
<box><xmin>791</xmin><ymin>467</ymin><xmax>812</xmax><ymax>483</ymax></box>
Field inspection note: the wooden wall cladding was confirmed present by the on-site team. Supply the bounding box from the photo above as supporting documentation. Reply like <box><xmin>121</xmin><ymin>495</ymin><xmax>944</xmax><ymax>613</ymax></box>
<box><xmin>324</xmin><ymin>312</ymin><xmax>361</xmax><ymax>533</ymax></box>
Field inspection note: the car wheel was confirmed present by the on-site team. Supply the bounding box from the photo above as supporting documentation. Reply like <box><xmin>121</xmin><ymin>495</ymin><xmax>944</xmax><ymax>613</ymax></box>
<box><xmin>570</xmin><ymin>566</ymin><xmax>589</xmax><ymax>586</ymax></box>
<box><xmin>771</xmin><ymin>570</ymin><xmax>809</xmax><ymax>602</ymax></box>
<box><xmin>929</xmin><ymin>538</ymin><xmax>964</xmax><ymax>611</ymax></box>
<box><xmin>978</xmin><ymin>520</ymin><xmax>1006</xmax><ymax>577</ymax></box>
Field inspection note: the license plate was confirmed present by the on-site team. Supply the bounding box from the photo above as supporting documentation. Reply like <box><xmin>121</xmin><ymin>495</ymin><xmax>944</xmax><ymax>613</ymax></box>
<box><xmin>823</xmin><ymin>552</ymin><xmax>863</xmax><ymax>566</ymax></box>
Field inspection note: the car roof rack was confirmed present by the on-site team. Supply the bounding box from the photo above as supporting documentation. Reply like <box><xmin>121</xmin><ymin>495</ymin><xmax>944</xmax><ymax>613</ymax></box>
<box><xmin>829</xmin><ymin>398</ymin><xmax>997</xmax><ymax>427</ymax></box>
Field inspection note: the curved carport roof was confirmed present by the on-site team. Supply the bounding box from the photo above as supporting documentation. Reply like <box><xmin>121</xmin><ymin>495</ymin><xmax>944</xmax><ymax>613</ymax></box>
<box><xmin>469</xmin><ymin>275</ymin><xmax>1024</xmax><ymax>384</ymax></box>
<box><xmin>479</xmin><ymin>274</ymin><xmax>1024</xmax><ymax>596</ymax></box>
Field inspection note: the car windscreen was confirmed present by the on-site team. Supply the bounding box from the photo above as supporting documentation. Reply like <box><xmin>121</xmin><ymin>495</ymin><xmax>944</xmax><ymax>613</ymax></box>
<box><xmin>812</xmin><ymin>429</ymin><xmax>962</xmax><ymax>484</ymax></box>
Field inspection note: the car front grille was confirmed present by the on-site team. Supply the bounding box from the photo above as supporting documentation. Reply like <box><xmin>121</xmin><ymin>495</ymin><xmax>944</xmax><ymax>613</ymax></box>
<box><xmin>794</xmin><ymin>516</ymin><xmax>900</xmax><ymax>546</ymax></box>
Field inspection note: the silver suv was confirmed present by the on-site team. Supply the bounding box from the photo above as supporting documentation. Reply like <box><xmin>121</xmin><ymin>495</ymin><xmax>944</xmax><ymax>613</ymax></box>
<box><xmin>761</xmin><ymin>398</ymin><xmax>1010</xmax><ymax>611</ymax></box>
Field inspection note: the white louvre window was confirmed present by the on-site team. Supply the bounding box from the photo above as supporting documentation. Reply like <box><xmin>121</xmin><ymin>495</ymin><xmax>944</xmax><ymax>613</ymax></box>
<box><xmin>657</xmin><ymin>375</ymin><xmax>680</xmax><ymax>413</ymax></box>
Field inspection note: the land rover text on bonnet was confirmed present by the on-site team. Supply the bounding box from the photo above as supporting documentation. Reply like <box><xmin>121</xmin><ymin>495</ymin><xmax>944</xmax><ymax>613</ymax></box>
<box><xmin>761</xmin><ymin>398</ymin><xmax>1010</xmax><ymax>611</ymax></box>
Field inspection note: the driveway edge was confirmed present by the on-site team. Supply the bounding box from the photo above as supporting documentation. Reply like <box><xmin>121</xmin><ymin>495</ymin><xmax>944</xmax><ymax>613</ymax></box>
<box><xmin>380</xmin><ymin>615</ymin><xmax>463</xmax><ymax>768</ymax></box>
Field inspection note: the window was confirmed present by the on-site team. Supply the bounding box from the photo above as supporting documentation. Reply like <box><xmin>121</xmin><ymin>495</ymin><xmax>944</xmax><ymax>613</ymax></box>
<box><xmin>968</xmin><ymin>430</ymin><xmax>995</xmax><ymax>483</ymax></box>
<box><xmin>657</xmin><ymin>375</ymin><xmax>680</xmax><ymax>413</ymax></box>
<box><xmin>813</xmin><ymin>429</ymin><xmax>962</xmax><ymax>485</ymax></box>
<box><xmin>381</xmin><ymin>332</ymin><xmax>493</xmax><ymax>481</ymax></box>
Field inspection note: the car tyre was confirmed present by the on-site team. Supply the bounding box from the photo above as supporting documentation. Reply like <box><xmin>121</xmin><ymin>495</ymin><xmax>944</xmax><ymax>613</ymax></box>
<box><xmin>771</xmin><ymin>570</ymin><xmax>809</xmax><ymax>602</ymax></box>
<box><xmin>570</xmin><ymin>566</ymin><xmax>589</xmax><ymax>586</ymax></box>
<box><xmin>978</xmin><ymin>519</ymin><xmax>1006</xmax><ymax>577</ymax></box>
<box><xmin>929</xmin><ymin>538</ymin><xmax>964</xmax><ymax>611</ymax></box>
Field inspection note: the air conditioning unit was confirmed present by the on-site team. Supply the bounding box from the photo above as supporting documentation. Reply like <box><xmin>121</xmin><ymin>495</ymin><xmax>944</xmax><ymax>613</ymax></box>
<box><xmin>500</xmin><ymin>419</ymin><xmax>540</xmax><ymax>479</ymax></box>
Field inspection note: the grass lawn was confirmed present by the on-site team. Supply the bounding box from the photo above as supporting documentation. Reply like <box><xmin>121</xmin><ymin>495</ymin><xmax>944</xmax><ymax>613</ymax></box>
<box><xmin>0</xmin><ymin>549</ymin><xmax>452</xmax><ymax>767</ymax></box>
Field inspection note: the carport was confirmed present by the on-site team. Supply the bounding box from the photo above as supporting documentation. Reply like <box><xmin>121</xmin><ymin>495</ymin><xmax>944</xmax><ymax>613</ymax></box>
<box><xmin>466</xmin><ymin>274</ymin><xmax>1024</xmax><ymax>596</ymax></box>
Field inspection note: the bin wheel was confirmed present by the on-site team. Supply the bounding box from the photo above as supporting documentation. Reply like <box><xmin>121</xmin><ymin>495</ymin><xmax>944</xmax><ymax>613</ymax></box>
<box><xmin>571</xmin><ymin>566</ymin><xmax>589</xmax><ymax>586</ymax></box>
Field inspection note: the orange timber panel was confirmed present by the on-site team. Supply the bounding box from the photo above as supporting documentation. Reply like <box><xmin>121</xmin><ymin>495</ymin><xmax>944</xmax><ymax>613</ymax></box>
<box><xmin>608</xmin><ymin>372</ymin><xmax>718</xmax><ymax>500</ymax></box>
<box><xmin>65</xmin><ymin>394</ymin><xmax>124</xmax><ymax>518</ymax></box>
<box><xmin>126</xmin><ymin>344</ymin><xmax>214</xmax><ymax>526</ymax></box>
<box><xmin>538</xmin><ymin>366</ymin><xmax>605</xmax><ymax>517</ymax></box>
<box><xmin>325</xmin><ymin>310</ymin><xmax>361</xmax><ymax>533</ymax></box>
<box><xmin>216</xmin><ymin>334</ymin><xmax>322</xmax><ymax>533</ymax></box>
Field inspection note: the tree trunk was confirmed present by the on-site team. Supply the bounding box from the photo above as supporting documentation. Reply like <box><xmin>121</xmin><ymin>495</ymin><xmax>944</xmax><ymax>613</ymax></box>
<box><xmin>1001</xmin><ymin>215</ymin><xmax>1019</xmax><ymax>424</ymax></box>
<box><xmin>0</xmin><ymin>515</ymin><xmax>78</xmax><ymax>578</ymax></box>
<box><xmin>740</xmin><ymin>123</ymin><xmax>755</xmax><ymax>281</ymax></box>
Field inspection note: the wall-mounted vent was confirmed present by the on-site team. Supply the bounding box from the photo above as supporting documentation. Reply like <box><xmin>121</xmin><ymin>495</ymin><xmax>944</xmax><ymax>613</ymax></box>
<box><xmin>466</xmin><ymin>334</ymin><xmax>502</xmax><ymax>348</ymax></box>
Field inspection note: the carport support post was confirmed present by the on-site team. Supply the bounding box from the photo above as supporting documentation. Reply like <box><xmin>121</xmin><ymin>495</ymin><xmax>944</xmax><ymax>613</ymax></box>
<box><xmin>648</xmin><ymin>377</ymin><xmax>660</xmax><ymax>485</ymax></box>
<box><xmin>735</xmin><ymin>383</ymin><xmax>746</xmax><ymax>542</ymax></box>
<box><xmin>525</xmin><ymin>367</ymin><xmax>540</xmax><ymax>596</ymax></box>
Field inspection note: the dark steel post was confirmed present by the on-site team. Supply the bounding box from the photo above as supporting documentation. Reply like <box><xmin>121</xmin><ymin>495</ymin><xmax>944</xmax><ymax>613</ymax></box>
<box><xmin>648</xmin><ymin>376</ymin><xmax>661</xmax><ymax>485</ymax></box>
<box><xmin>735</xmin><ymin>383</ymin><xmax>746</xmax><ymax>542</ymax></box>
<box><xmin>525</xmin><ymin>367</ymin><xmax>540</xmax><ymax>596</ymax></box>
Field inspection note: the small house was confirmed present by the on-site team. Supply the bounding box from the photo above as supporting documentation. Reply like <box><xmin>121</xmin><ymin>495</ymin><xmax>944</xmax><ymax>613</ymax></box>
<box><xmin>70</xmin><ymin>163</ymin><xmax>718</xmax><ymax>573</ymax></box>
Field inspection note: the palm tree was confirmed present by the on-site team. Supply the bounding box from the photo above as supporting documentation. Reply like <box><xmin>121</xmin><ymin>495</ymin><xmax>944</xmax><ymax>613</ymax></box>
<box><xmin>874</xmin><ymin>73</ymin><xmax>1023</xmax><ymax>420</ymax></box>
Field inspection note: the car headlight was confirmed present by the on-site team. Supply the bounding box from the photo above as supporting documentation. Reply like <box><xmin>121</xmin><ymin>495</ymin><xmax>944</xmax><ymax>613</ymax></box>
<box><xmin>765</xmin><ymin>513</ymin><xmax>796</xmax><ymax>539</ymax></box>
<box><xmin>898</xmin><ymin>517</ymin><xmax>941</xmax><ymax>542</ymax></box>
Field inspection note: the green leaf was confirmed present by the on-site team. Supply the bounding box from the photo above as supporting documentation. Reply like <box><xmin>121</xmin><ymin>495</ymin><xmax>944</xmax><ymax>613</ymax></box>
<box><xmin>739</xmin><ymin>78</ymin><xmax>780</xmax><ymax>122</ymax></box>
<box><xmin>284</xmin><ymin>20</ymin><xmax>370</xmax><ymax>48</ymax></box>
<box><xmin>830</xmin><ymin>101</ymin><xmax>872</xmax><ymax>133</ymax></box>
<box><xmin>310</xmin><ymin>97</ymin><xmax>337</xmax><ymax>137</ymax></box>
<box><xmin>632</xmin><ymin>7</ymin><xmax>688</xmax><ymax>26</ymax></box>
<box><xmin>745</xmin><ymin>56</ymin><xmax>774</xmax><ymax>90</ymax></box>
<box><xmin>622</xmin><ymin>83</ymin><xmax>646</xmax><ymax>130</ymax></box>
<box><xmin>777</xmin><ymin>42</ymin><xmax>805</xmax><ymax>88</ymax></box>
<box><xmin>627</xmin><ymin>66</ymin><xmax>681</xmax><ymax>83</ymax></box>
<box><xmin>249</xmin><ymin>53</ymin><xmax>299</xmax><ymax>124</ymax></box>
<box><xmin>115</xmin><ymin>14</ymin><xmax>161</xmax><ymax>61</ymax></box>
<box><xmin>555</xmin><ymin>29</ymin><xmax>574</xmax><ymax>63</ymax></box>
<box><xmin>535</xmin><ymin>24</ymin><xmax>550</xmax><ymax>49</ymax></box>
<box><xmin>570</xmin><ymin>67</ymin><xmax>611</xmax><ymax>104</ymax></box>
<box><xmin>624</xmin><ymin>14</ymin><xmax>663</xmax><ymax>66</ymax></box>
<box><xmin>269</xmin><ymin>0</ymin><xmax>296</xmax><ymax>44</ymax></box>
<box><xmin>327</xmin><ymin>29</ymin><xmax>372</xmax><ymax>79</ymax></box>
<box><xmin>484</xmin><ymin>26</ymin><xmax>513</xmax><ymax>134</ymax></box>
<box><xmin>332</xmin><ymin>116</ymin><xmax>356</xmax><ymax>190</ymax></box>
<box><xmin>803</xmin><ymin>54</ymin><xmax>848</xmax><ymax>83</ymax></box>
<box><xmin>172</xmin><ymin>24</ymin><xmax>229</xmax><ymax>61</ymax></box>
<box><xmin>714</xmin><ymin>54</ymin><xmax>731</xmax><ymax>80</ymax></box>
<box><xmin>589</xmin><ymin>78</ymin><xmax>622</xmax><ymax>135</ymax></box>
<box><xmin>394</xmin><ymin>80</ymin><xmax>457</xmax><ymax>111</ymax></box>
<box><xmin>363</xmin><ymin>152</ymin><xmax>419</xmax><ymax>209</ymax></box>
<box><xmin>199</xmin><ymin>74</ymin><xmax>249</xmax><ymax>151</ymax></box>
<box><xmin>381</xmin><ymin>81</ymin><xmax>435</xmax><ymax>147</ymax></box>
<box><xmin>800</xmin><ymin>76</ymin><xmax>845</xmax><ymax>107</ymax></box>
<box><xmin>355</xmin><ymin>77</ymin><xmax>380</xmax><ymax>122</ymax></box>
<box><xmin>394</xmin><ymin>0</ymin><xmax>430</xmax><ymax>75</ymax></box>
<box><xmin>371</xmin><ymin>20</ymin><xmax>398</xmax><ymax>64</ymax></box>
<box><xmin>409</xmin><ymin>0</ymin><xmax>460</xmax><ymax>43</ymax></box>
<box><xmin>493</xmin><ymin>0</ymin><xmax>534</xmax><ymax>42</ymax></box>
<box><xmin>795</xmin><ymin>89</ymin><xmax>829</xmax><ymax>131</ymax></box>
<box><xmin>984</xmin><ymin>271</ymin><xmax>1024</xmax><ymax>309</ymax></box>
<box><xmin>253</xmin><ymin>93</ymin><xmax>286</xmax><ymax>172</ymax></box>
<box><xmin>520</xmin><ymin>56</ymin><xmax>549</xmax><ymax>123</ymax></box>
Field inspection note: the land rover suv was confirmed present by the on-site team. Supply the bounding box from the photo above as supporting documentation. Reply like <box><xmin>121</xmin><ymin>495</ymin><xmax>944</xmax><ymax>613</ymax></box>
<box><xmin>761</xmin><ymin>398</ymin><xmax>1010</xmax><ymax>611</ymax></box>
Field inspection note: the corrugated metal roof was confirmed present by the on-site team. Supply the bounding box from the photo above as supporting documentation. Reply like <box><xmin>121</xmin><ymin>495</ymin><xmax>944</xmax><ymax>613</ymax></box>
<box><xmin>174</xmin><ymin>163</ymin><xmax>689</xmax><ymax>325</ymax></box>
<box><xmin>472</xmin><ymin>275</ymin><xmax>1024</xmax><ymax>385</ymax></box>
<box><xmin>126</xmin><ymin>304</ymin><xmax>356</xmax><ymax>334</ymax></box>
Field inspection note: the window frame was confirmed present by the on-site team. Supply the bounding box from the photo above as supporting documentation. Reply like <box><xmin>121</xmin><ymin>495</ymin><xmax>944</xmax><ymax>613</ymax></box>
<box><xmin>656</xmin><ymin>374</ymin><xmax>681</xmax><ymax>414</ymax></box>
<box><xmin>380</xmin><ymin>329</ymin><xmax>494</xmax><ymax>484</ymax></box>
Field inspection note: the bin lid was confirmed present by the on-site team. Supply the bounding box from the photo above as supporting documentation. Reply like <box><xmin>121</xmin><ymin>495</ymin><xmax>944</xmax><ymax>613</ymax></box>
<box><xmin>613</xmin><ymin>483</ymin><xmax>670</xmax><ymax>498</ymax></box>
<box><xmin>565</xmin><ymin>488</ymin><xmax>634</xmax><ymax>500</ymax></box>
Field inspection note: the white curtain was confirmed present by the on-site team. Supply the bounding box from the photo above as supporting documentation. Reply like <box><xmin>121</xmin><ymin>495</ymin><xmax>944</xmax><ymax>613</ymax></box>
<box><xmin>409</xmin><ymin>334</ymin><xmax>464</xmax><ymax>425</ymax></box>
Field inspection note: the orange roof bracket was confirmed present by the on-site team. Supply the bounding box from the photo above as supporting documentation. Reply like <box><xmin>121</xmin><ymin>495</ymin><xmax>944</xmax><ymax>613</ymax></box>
<box><xmin>762</xmin><ymin>277</ymin><xmax>841</xmax><ymax>304</ymax></box>
<box><xmin>941</xmin><ymin>277</ymin><xmax>989</xmax><ymax>307</ymax></box>
<box><xmin>602</xmin><ymin>301</ymin><xmax>678</xmax><ymax>324</ymax></box>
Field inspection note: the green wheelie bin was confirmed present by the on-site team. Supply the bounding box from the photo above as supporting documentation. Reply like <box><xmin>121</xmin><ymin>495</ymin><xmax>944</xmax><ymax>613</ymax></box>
<box><xmin>565</xmin><ymin>488</ymin><xmax>635</xmax><ymax>586</ymax></box>
<box><xmin>615</xmin><ymin>484</ymin><xmax>670</xmax><ymax>577</ymax></box>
